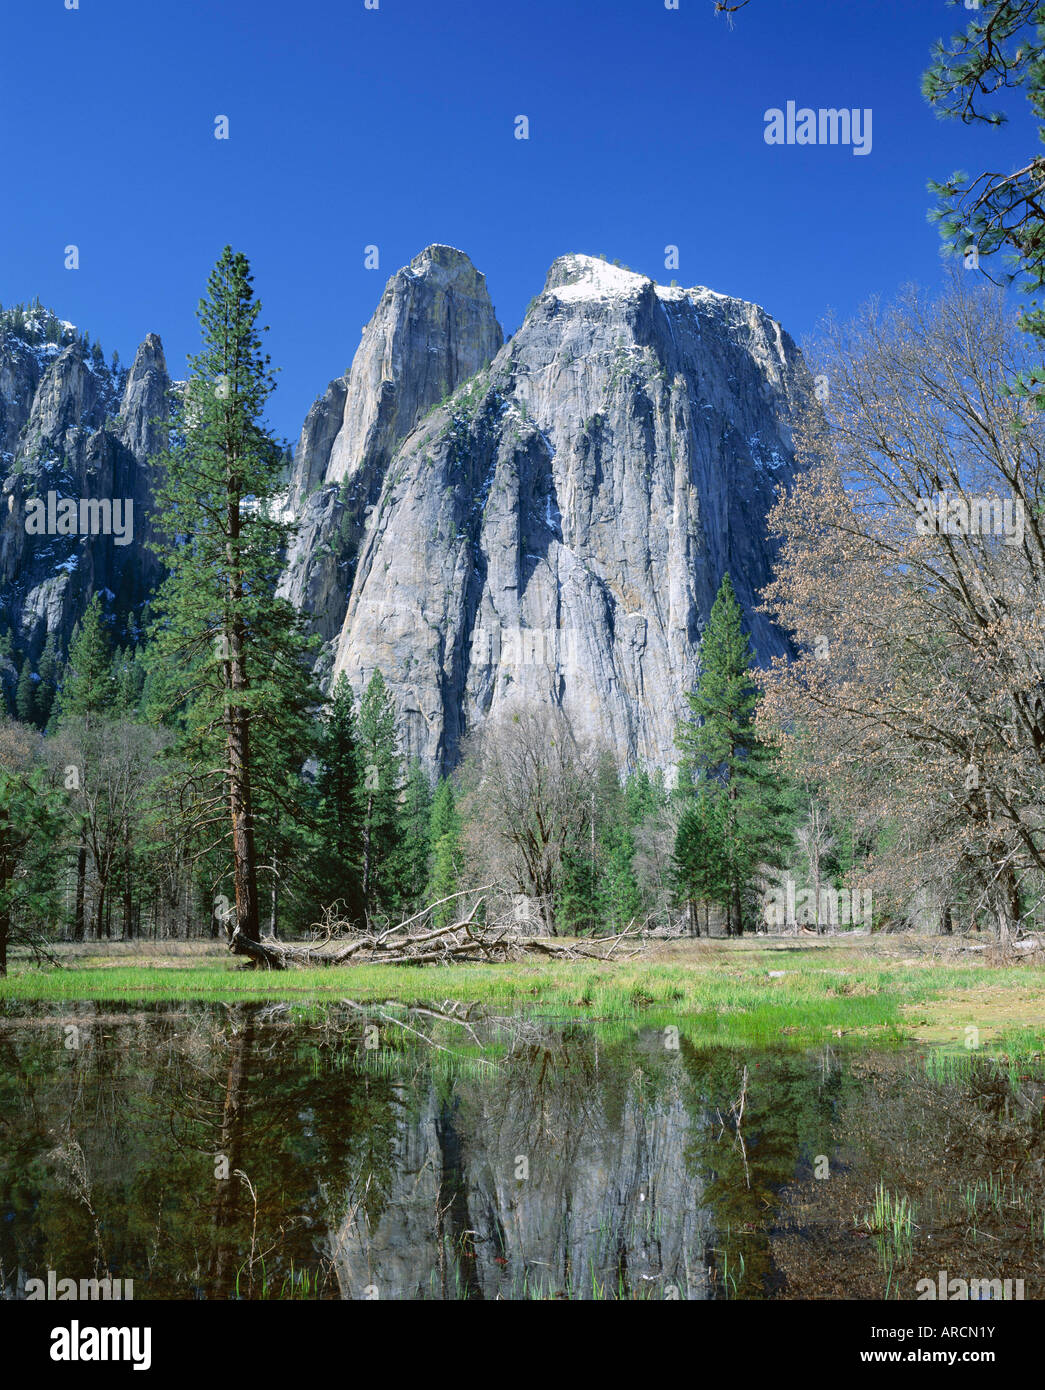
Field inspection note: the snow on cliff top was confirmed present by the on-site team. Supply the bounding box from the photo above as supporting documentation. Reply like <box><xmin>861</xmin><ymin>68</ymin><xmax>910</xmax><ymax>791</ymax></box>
<box><xmin>549</xmin><ymin>256</ymin><xmax>648</xmax><ymax>301</ymax></box>
<box><xmin>547</xmin><ymin>254</ymin><xmax>741</xmax><ymax>311</ymax></box>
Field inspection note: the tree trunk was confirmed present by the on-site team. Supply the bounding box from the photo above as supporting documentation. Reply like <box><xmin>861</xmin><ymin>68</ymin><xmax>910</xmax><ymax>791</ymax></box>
<box><xmin>73</xmin><ymin>822</ymin><xmax>87</xmax><ymax>941</ymax></box>
<box><xmin>993</xmin><ymin>866</ymin><xmax>1023</xmax><ymax>944</ymax></box>
<box><xmin>122</xmin><ymin>821</ymin><xmax>133</xmax><ymax>940</ymax></box>
<box><xmin>1008</xmin><ymin>871</ymin><xmax>1022</xmax><ymax>940</ymax></box>
<box><xmin>226</xmin><ymin>679</ymin><xmax>259</xmax><ymax>942</ymax></box>
<box><xmin>225</xmin><ymin>445</ymin><xmax>260</xmax><ymax>944</ymax></box>
<box><xmin>361</xmin><ymin>793</ymin><xmax>374</xmax><ymax>912</ymax></box>
<box><xmin>540</xmin><ymin>877</ymin><xmax>557</xmax><ymax>936</ymax></box>
<box><xmin>812</xmin><ymin>860</ymin><xmax>823</xmax><ymax>935</ymax></box>
<box><xmin>94</xmin><ymin>878</ymin><xmax>107</xmax><ymax>941</ymax></box>
<box><xmin>995</xmin><ymin>905</ymin><xmax>1012</xmax><ymax>945</ymax></box>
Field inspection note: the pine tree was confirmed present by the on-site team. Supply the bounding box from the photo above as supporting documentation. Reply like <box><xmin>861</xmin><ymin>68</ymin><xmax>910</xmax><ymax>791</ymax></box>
<box><xmin>396</xmin><ymin>760</ymin><xmax>433</xmax><ymax>912</ymax></box>
<box><xmin>36</xmin><ymin>634</ymin><xmax>59</xmax><ymax>728</ymax></box>
<box><xmin>15</xmin><ymin>659</ymin><xmax>35</xmax><ymax>725</ymax></box>
<box><xmin>677</xmin><ymin>574</ymin><xmax>760</xmax><ymax>780</ymax></box>
<box><xmin>674</xmin><ymin>788</ymin><xmax>727</xmax><ymax>935</ymax></box>
<box><xmin>427</xmin><ymin>777</ymin><xmax>461</xmax><ymax>924</ymax></box>
<box><xmin>557</xmin><ymin>844</ymin><xmax>599</xmax><ymax>934</ymax></box>
<box><xmin>114</xmin><ymin>645</ymin><xmax>146</xmax><ymax>714</ymax></box>
<box><xmin>57</xmin><ymin>596</ymin><xmax>115</xmax><ymax>720</ymax></box>
<box><xmin>556</xmin><ymin>753</ymin><xmax>643</xmax><ymax>935</ymax></box>
<box><xmin>299</xmin><ymin>675</ymin><xmax>365</xmax><ymax>928</ymax></box>
<box><xmin>600</xmin><ymin>836</ymin><xmax>643</xmax><ymax>930</ymax></box>
<box><xmin>355</xmin><ymin>670</ymin><xmax>403</xmax><ymax>920</ymax></box>
<box><xmin>676</xmin><ymin>573</ymin><xmax>793</xmax><ymax>934</ymax></box>
<box><xmin>594</xmin><ymin>756</ymin><xmax>642</xmax><ymax>930</ymax></box>
<box><xmin>430</xmin><ymin>776</ymin><xmax>459</xmax><ymax>845</ymax></box>
<box><xmin>624</xmin><ymin>768</ymin><xmax>661</xmax><ymax>825</ymax></box>
<box><xmin>146</xmin><ymin>247</ymin><xmax>319</xmax><ymax>947</ymax></box>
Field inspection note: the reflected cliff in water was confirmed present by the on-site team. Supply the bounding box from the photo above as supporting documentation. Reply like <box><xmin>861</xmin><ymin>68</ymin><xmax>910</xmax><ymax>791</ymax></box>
<box><xmin>0</xmin><ymin>1003</ymin><xmax>1041</xmax><ymax>1300</ymax></box>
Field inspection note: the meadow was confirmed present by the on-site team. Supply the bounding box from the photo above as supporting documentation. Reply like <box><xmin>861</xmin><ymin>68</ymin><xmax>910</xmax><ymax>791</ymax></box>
<box><xmin>3</xmin><ymin>934</ymin><xmax>1042</xmax><ymax>1052</ymax></box>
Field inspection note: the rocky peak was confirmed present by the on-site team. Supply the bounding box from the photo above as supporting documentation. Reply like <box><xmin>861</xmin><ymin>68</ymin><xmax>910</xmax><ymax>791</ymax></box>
<box><xmin>279</xmin><ymin>245</ymin><xmax>503</xmax><ymax>646</ymax></box>
<box><xmin>0</xmin><ymin>320</ymin><xmax>169</xmax><ymax>674</ymax></box>
<box><xmin>22</xmin><ymin>341</ymin><xmax>111</xmax><ymax>452</ymax></box>
<box><xmin>287</xmin><ymin>244</ymin><xmax>502</xmax><ymax>511</ymax></box>
<box><xmin>119</xmin><ymin>332</ymin><xmax>168</xmax><ymax>461</ymax></box>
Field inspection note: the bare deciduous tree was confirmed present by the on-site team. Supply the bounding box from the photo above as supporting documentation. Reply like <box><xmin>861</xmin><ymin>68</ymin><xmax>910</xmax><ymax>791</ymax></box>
<box><xmin>47</xmin><ymin>718</ymin><xmax>167</xmax><ymax>940</ymax></box>
<box><xmin>459</xmin><ymin>705</ymin><xmax>598</xmax><ymax>936</ymax></box>
<box><xmin>760</xmin><ymin>278</ymin><xmax>1045</xmax><ymax>941</ymax></box>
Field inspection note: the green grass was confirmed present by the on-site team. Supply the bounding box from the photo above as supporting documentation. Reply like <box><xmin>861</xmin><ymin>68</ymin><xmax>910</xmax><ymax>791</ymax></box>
<box><xmin>923</xmin><ymin>1026</ymin><xmax>1045</xmax><ymax>1086</ymax></box>
<box><xmin>3</xmin><ymin>941</ymin><xmax>1043</xmax><ymax>1049</ymax></box>
<box><xmin>862</xmin><ymin>1182</ymin><xmax>916</xmax><ymax>1271</ymax></box>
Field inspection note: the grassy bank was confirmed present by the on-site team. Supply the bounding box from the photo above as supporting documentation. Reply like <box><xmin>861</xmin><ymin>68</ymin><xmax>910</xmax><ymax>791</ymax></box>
<box><xmin>2</xmin><ymin>936</ymin><xmax>1043</xmax><ymax>1049</ymax></box>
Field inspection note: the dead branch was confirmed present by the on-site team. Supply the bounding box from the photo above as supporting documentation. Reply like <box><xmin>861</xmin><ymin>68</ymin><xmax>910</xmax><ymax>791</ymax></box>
<box><xmin>224</xmin><ymin>893</ymin><xmax>647</xmax><ymax>970</ymax></box>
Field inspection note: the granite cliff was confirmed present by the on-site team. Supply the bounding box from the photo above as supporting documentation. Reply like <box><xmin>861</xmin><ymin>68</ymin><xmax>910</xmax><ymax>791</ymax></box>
<box><xmin>315</xmin><ymin>251</ymin><xmax>811</xmax><ymax>773</ymax></box>
<box><xmin>0</xmin><ymin>305</ymin><xmax>168</xmax><ymax>688</ymax></box>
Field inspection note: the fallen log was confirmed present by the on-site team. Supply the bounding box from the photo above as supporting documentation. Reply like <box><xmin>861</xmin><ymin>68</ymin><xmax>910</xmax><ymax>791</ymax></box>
<box><xmin>224</xmin><ymin>892</ymin><xmax>645</xmax><ymax>969</ymax></box>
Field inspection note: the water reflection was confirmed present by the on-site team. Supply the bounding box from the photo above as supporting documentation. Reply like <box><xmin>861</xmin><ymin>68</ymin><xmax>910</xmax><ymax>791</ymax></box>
<box><xmin>0</xmin><ymin>1004</ymin><xmax>1040</xmax><ymax>1300</ymax></box>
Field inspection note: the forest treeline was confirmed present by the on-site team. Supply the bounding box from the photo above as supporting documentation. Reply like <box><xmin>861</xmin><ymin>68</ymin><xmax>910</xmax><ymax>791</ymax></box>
<box><xmin>0</xmin><ymin>553</ymin><xmax>808</xmax><ymax>956</ymax></box>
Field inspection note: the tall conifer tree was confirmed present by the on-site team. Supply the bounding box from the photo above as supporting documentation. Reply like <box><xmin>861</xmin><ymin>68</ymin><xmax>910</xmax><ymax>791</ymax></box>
<box><xmin>301</xmin><ymin>675</ymin><xmax>365</xmax><ymax>927</ymax></box>
<box><xmin>147</xmin><ymin>247</ymin><xmax>318</xmax><ymax>947</ymax></box>
<box><xmin>15</xmin><ymin>660</ymin><xmax>34</xmax><ymax>726</ymax></box>
<box><xmin>0</xmin><ymin>747</ymin><xmax>63</xmax><ymax>975</ymax></box>
<box><xmin>356</xmin><ymin>669</ymin><xmax>403</xmax><ymax>920</ymax></box>
<box><xmin>674</xmin><ymin>789</ymin><xmax>727</xmax><ymax>935</ymax></box>
<box><xmin>36</xmin><ymin>634</ymin><xmax>59</xmax><ymax>728</ymax></box>
<box><xmin>676</xmin><ymin>573</ymin><xmax>793</xmax><ymax>934</ymax></box>
<box><xmin>57</xmin><ymin>596</ymin><xmax>114</xmax><ymax>721</ymax></box>
<box><xmin>397</xmin><ymin>760</ymin><xmax>433</xmax><ymax>912</ymax></box>
<box><xmin>427</xmin><ymin>777</ymin><xmax>462</xmax><ymax>924</ymax></box>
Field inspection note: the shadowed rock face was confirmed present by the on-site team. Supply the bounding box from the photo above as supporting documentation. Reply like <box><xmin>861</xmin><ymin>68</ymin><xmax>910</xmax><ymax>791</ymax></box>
<box><xmin>323</xmin><ymin>253</ymin><xmax>812</xmax><ymax>773</ymax></box>
<box><xmin>327</xmin><ymin>1044</ymin><xmax>712</xmax><ymax>1301</ymax></box>
<box><xmin>279</xmin><ymin>245</ymin><xmax>504</xmax><ymax>648</ymax></box>
<box><xmin>0</xmin><ymin>320</ymin><xmax>169</xmax><ymax>672</ymax></box>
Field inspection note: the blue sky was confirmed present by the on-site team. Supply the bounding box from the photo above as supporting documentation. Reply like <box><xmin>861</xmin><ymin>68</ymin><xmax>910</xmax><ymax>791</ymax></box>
<box><xmin>1</xmin><ymin>0</ymin><xmax>1034</xmax><ymax>442</ymax></box>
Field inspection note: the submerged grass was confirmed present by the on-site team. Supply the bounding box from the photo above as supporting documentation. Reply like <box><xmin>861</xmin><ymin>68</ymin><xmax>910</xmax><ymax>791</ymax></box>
<box><xmin>862</xmin><ymin>1183</ymin><xmax>916</xmax><ymax>1271</ymax></box>
<box><xmin>923</xmin><ymin>1026</ymin><xmax>1045</xmax><ymax>1086</ymax></box>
